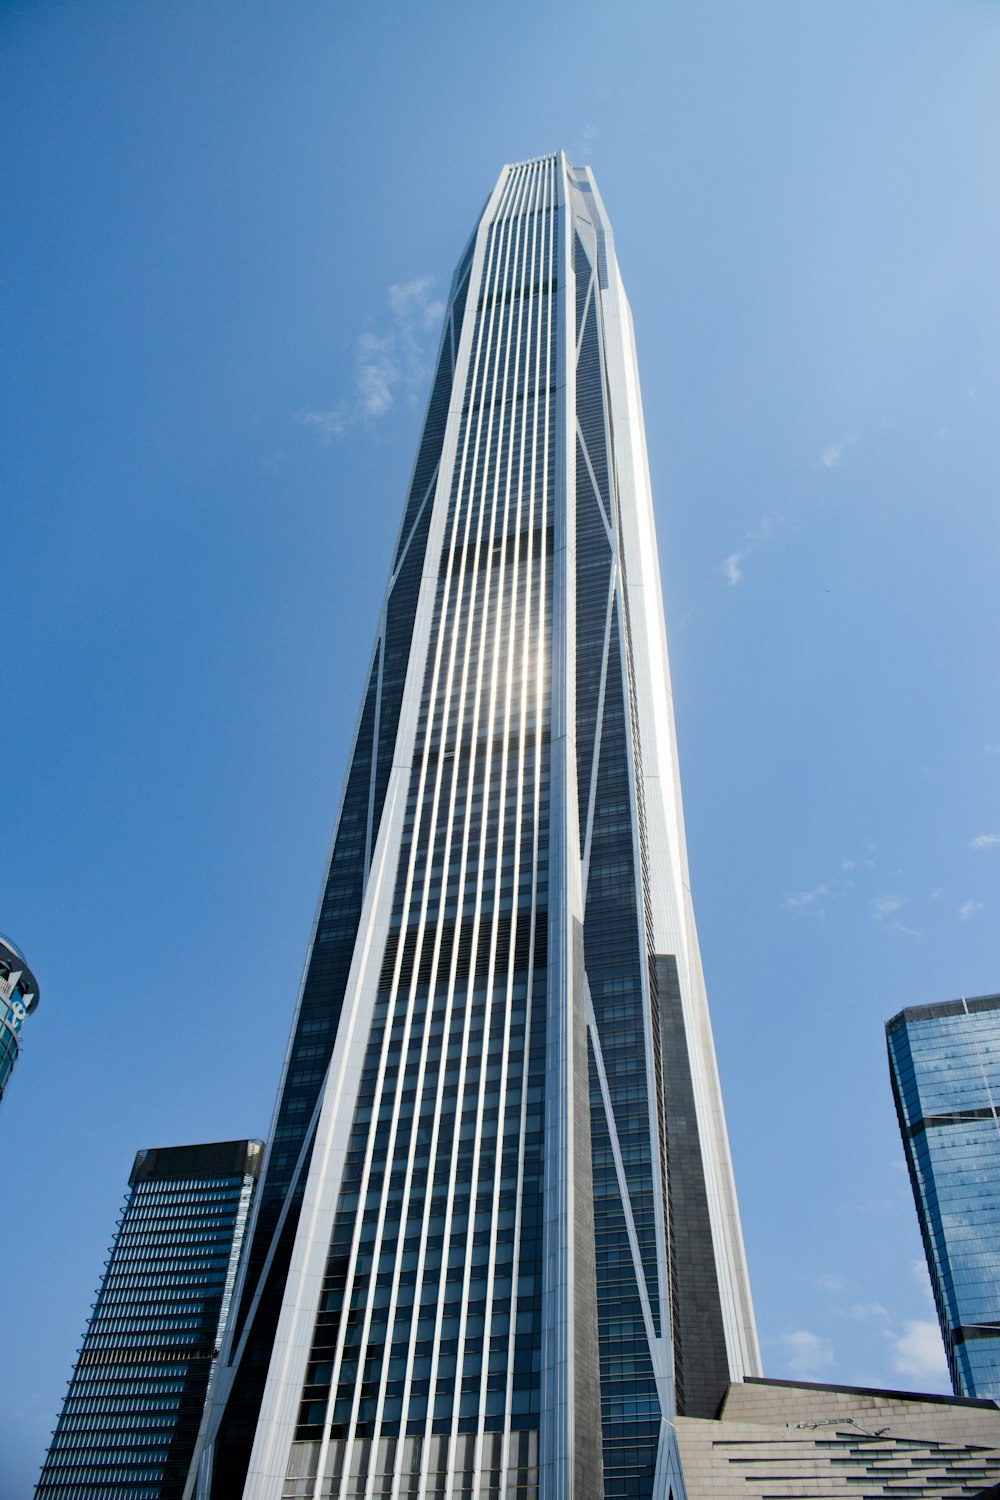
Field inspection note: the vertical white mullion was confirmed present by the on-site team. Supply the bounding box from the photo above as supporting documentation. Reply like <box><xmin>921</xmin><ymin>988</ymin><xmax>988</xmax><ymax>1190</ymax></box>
<box><xmin>448</xmin><ymin>158</ymin><xmax>541</xmax><ymax>1500</ymax></box>
<box><xmin>438</xmin><ymin>166</ymin><xmax>538</xmax><ymax>1500</ymax></box>
<box><xmin>357</xmin><ymin>172</ymin><xmax>521</xmax><ymax>1496</ymax></box>
<box><xmin>350</xmin><ymin>162</ymin><xmax>523</xmax><ymax>1500</ymax></box>
<box><xmin>333</xmin><ymin>180</ymin><xmax>514</xmax><ymax>1491</ymax></box>
<box><xmin>399</xmin><ymin>161</ymin><xmax>525</xmax><ymax>1454</ymax></box>
<box><xmin>500</xmin><ymin>158</ymin><xmax>553</xmax><ymax>1497</ymax></box>
<box><xmin>314</xmin><ymin>187</ymin><xmax>513</xmax><ymax>1500</ymax></box>
<box><xmin>418</xmin><ymin>158</ymin><xmax>535</xmax><ymax>1498</ymax></box>
<box><xmin>540</xmin><ymin>150</ymin><xmax>576</xmax><ymax>1500</ymax></box>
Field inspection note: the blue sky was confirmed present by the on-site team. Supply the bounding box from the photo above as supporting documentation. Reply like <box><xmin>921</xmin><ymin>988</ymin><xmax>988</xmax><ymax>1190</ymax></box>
<box><xmin>3</xmin><ymin>2</ymin><xmax>999</xmax><ymax>1492</ymax></box>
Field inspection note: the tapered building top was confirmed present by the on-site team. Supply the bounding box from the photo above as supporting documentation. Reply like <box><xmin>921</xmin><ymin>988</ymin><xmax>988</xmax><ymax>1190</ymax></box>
<box><xmin>189</xmin><ymin>155</ymin><xmax>758</xmax><ymax>1500</ymax></box>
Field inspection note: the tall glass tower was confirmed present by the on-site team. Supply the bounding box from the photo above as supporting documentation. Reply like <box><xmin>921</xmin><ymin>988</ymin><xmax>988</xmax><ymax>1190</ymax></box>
<box><xmin>190</xmin><ymin>155</ymin><xmax>758</xmax><ymax>1500</ymax></box>
<box><xmin>887</xmin><ymin>993</ymin><xmax>1000</xmax><ymax>1400</ymax></box>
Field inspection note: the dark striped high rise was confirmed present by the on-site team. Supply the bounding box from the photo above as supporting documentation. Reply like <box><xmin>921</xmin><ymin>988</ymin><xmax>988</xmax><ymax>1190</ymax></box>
<box><xmin>38</xmin><ymin>1140</ymin><xmax>262</xmax><ymax>1499</ymax></box>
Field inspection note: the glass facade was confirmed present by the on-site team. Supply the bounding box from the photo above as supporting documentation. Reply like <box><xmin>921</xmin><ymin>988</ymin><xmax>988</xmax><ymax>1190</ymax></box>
<box><xmin>0</xmin><ymin>931</ymin><xmax>39</xmax><ymax>1101</ymax></box>
<box><xmin>887</xmin><ymin>994</ymin><xmax>1000</xmax><ymax>1400</ymax></box>
<box><xmin>36</xmin><ymin>1139</ymin><xmax>262</xmax><ymax>1499</ymax></box>
<box><xmin>192</xmin><ymin>156</ymin><xmax>758</xmax><ymax>1500</ymax></box>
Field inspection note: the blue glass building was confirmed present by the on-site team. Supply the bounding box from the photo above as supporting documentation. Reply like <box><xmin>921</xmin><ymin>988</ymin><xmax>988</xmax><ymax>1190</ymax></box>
<box><xmin>189</xmin><ymin>157</ymin><xmax>758</xmax><ymax>1500</ymax></box>
<box><xmin>0</xmin><ymin>931</ymin><xmax>39</xmax><ymax>1100</ymax></box>
<box><xmin>36</xmin><ymin>1139</ymin><xmax>262</xmax><ymax>1499</ymax></box>
<box><xmin>887</xmin><ymin>994</ymin><xmax>1000</xmax><ymax>1400</ymax></box>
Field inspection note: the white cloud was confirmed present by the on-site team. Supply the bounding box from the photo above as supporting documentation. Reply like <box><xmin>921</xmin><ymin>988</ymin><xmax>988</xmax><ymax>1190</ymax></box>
<box><xmin>781</xmin><ymin>1329</ymin><xmax>835</xmax><ymax>1378</ymax></box>
<box><xmin>872</xmin><ymin>895</ymin><xmax>903</xmax><ymax>919</ymax></box>
<box><xmin>300</xmin><ymin>275</ymin><xmax>445</xmax><ymax>441</ymax></box>
<box><xmin>723</xmin><ymin>552</ymin><xmax>744</xmax><ymax>586</ymax></box>
<box><xmin>842</xmin><ymin>1302</ymin><xmax>890</xmax><ymax>1324</ymax></box>
<box><xmin>720</xmin><ymin>512</ymin><xmax>787</xmax><ymax>585</ymax></box>
<box><xmin>388</xmin><ymin>275</ymin><xmax>444</xmax><ymax>330</ymax></box>
<box><xmin>820</xmin><ymin>434</ymin><xmax>858</xmax><ymax>469</ymax></box>
<box><xmin>748</xmin><ymin>511</ymin><xmax>782</xmax><ymax>543</ymax></box>
<box><xmin>958</xmin><ymin>900</ymin><xmax>984</xmax><ymax>922</ymax></box>
<box><xmin>887</xmin><ymin>1319</ymin><xmax>947</xmax><ymax>1378</ymax></box>
<box><xmin>786</xmin><ymin>884</ymin><xmax>829</xmax><ymax>911</ymax></box>
<box><xmin>575</xmin><ymin>122</ymin><xmax>599</xmax><ymax>156</ymax></box>
<box><xmin>970</xmin><ymin>834</ymin><xmax>1000</xmax><ymax>850</ymax></box>
<box><xmin>355</xmin><ymin>330</ymin><xmax>398</xmax><ymax>419</ymax></box>
<box><xmin>813</xmin><ymin>1271</ymin><xmax>852</xmax><ymax>1294</ymax></box>
<box><xmin>300</xmin><ymin>407</ymin><xmax>347</xmax><ymax>442</ymax></box>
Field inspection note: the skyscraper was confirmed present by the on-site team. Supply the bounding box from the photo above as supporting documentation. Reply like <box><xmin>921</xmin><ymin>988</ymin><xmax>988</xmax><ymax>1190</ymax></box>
<box><xmin>0</xmin><ymin>930</ymin><xmax>39</xmax><ymax>1100</ymax></box>
<box><xmin>887</xmin><ymin>993</ymin><xmax>1000</xmax><ymax>1401</ymax></box>
<box><xmin>190</xmin><ymin>154</ymin><xmax>758</xmax><ymax>1500</ymax></box>
<box><xmin>37</xmin><ymin>1139</ymin><xmax>262</xmax><ymax>1499</ymax></box>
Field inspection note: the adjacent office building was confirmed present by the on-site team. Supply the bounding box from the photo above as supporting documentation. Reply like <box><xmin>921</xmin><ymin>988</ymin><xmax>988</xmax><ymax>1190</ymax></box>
<box><xmin>887</xmin><ymin>994</ymin><xmax>1000</xmax><ymax>1401</ymax></box>
<box><xmin>36</xmin><ymin>1139</ymin><xmax>263</xmax><ymax>1499</ymax></box>
<box><xmin>187</xmin><ymin>155</ymin><xmax>759</xmax><ymax>1500</ymax></box>
<box><xmin>0</xmin><ymin>930</ymin><xmax>39</xmax><ymax>1099</ymax></box>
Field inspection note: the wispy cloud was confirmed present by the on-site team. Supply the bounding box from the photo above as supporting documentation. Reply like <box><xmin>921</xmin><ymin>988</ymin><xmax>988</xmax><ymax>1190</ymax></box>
<box><xmin>811</xmin><ymin>1271</ymin><xmax>852</xmax><ymax>1295</ymax></box>
<box><xmin>781</xmin><ymin>1329</ymin><xmax>835</xmax><ymax>1378</ymax></box>
<box><xmin>574</xmin><ymin>122</ymin><xmax>599</xmax><ymax>158</ymax></box>
<box><xmin>720</xmin><ymin>511</ymin><xmax>787</xmax><ymax>585</ymax></box>
<box><xmin>807</xmin><ymin>1263</ymin><xmax>948</xmax><ymax>1387</ymax></box>
<box><xmin>958</xmin><ymin>900</ymin><xmax>984</xmax><ymax>922</ymax></box>
<box><xmin>300</xmin><ymin>276</ymin><xmax>445</xmax><ymax>441</ymax></box>
<box><xmin>868</xmin><ymin>893</ymin><xmax>919</xmax><ymax>936</ymax></box>
<box><xmin>970</xmin><ymin>834</ymin><xmax>1000</xmax><ymax>850</ymax></box>
<box><xmin>721</xmin><ymin>437</ymin><xmax>858</xmax><ymax>584</ymax></box>
<box><xmin>820</xmin><ymin>434</ymin><xmax>857</xmax><ymax>469</ymax></box>
<box><xmin>300</xmin><ymin>408</ymin><xmax>346</xmax><ymax>443</ymax></box>
<box><xmin>842</xmin><ymin>1302</ymin><xmax>890</xmax><ymax>1324</ymax></box>
<box><xmin>784</xmin><ymin>844</ymin><xmax>878</xmax><ymax>916</ymax></box>
<box><xmin>723</xmin><ymin>552</ymin><xmax>744</xmax><ymax>586</ymax></box>
<box><xmin>786</xmin><ymin>884</ymin><xmax>829</xmax><ymax>911</ymax></box>
<box><xmin>887</xmin><ymin>1319</ymin><xmax>947</xmax><ymax>1378</ymax></box>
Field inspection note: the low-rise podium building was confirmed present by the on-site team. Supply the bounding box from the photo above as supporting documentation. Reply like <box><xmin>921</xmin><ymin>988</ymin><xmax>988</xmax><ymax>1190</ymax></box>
<box><xmin>676</xmin><ymin>1377</ymin><xmax>1000</xmax><ymax>1500</ymax></box>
